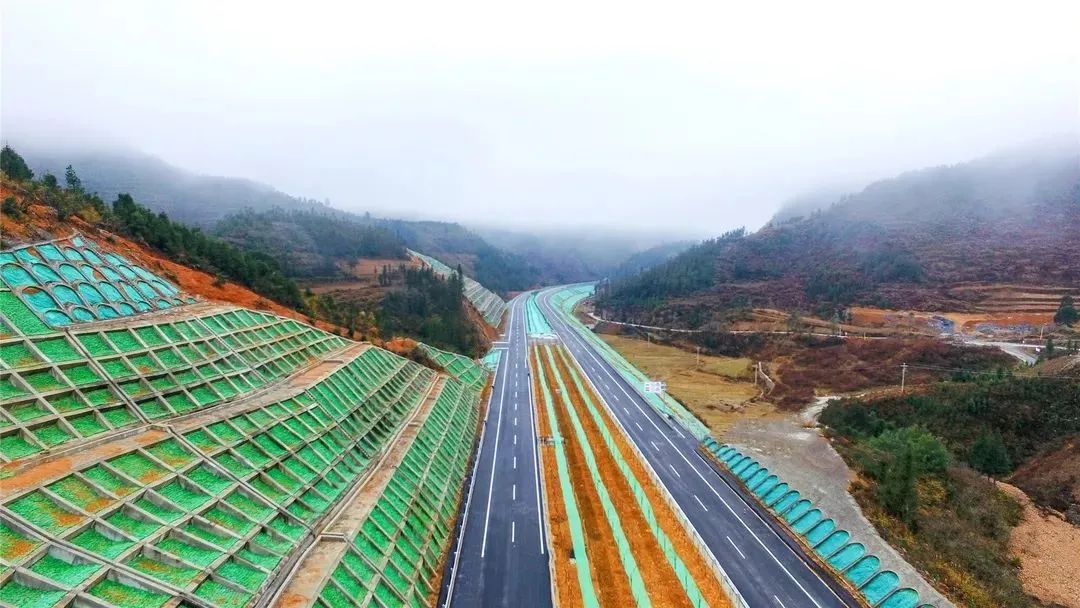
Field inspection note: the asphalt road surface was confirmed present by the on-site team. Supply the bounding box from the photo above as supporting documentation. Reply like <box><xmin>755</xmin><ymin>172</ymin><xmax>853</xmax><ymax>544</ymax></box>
<box><xmin>439</xmin><ymin>295</ymin><xmax>552</xmax><ymax>608</ymax></box>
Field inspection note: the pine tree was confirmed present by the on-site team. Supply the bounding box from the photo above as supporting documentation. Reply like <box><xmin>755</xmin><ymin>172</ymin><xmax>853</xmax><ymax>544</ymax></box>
<box><xmin>0</xmin><ymin>145</ymin><xmax>34</xmax><ymax>181</ymax></box>
<box><xmin>1054</xmin><ymin>295</ymin><xmax>1077</xmax><ymax>327</ymax></box>
<box><xmin>969</xmin><ymin>432</ymin><xmax>1011</xmax><ymax>478</ymax></box>
<box><xmin>64</xmin><ymin>165</ymin><xmax>84</xmax><ymax>194</ymax></box>
<box><xmin>879</xmin><ymin>444</ymin><xmax>918</xmax><ymax>524</ymax></box>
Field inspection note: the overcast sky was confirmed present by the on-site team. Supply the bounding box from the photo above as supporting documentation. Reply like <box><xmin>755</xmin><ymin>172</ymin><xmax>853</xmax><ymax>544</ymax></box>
<box><xmin>3</xmin><ymin>0</ymin><xmax>1077</xmax><ymax>237</ymax></box>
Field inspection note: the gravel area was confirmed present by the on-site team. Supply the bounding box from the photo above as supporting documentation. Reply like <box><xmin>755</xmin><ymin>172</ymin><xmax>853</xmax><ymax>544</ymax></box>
<box><xmin>722</xmin><ymin>397</ymin><xmax>955</xmax><ymax>608</ymax></box>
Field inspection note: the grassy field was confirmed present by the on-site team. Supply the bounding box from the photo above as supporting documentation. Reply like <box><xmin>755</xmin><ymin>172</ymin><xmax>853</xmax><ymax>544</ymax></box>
<box><xmin>598</xmin><ymin>334</ymin><xmax>768</xmax><ymax>432</ymax></box>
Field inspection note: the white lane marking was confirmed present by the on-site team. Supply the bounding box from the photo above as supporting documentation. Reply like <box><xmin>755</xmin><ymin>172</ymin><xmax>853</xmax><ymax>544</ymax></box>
<box><xmin>774</xmin><ymin>595</ymin><xmax>787</xmax><ymax>608</ymax></box>
<box><xmin>526</xmin><ymin>338</ymin><xmax>546</xmax><ymax>556</ymax></box>
<box><xmin>511</xmin><ymin>520</ymin><xmax>516</xmax><ymax>544</ymax></box>
<box><xmin>695</xmin><ymin>494</ymin><xmax>709</xmax><ymax>512</ymax></box>
<box><xmin>513</xmin><ymin>456</ymin><xmax>517</xmax><ymax>469</ymax></box>
<box><xmin>479</xmin><ymin>346</ymin><xmax>510</xmax><ymax>559</ymax></box>
<box><xmin>514</xmin><ymin>391</ymin><xmax>518</xmax><ymax>399</ymax></box>
<box><xmin>514</xmin><ymin>417</ymin><xmax>517</xmax><ymax>426</ymax></box>
<box><xmin>538</xmin><ymin>292</ymin><xmax>833</xmax><ymax>608</ymax></box>
<box><xmin>514</xmin><ymin>434</ymin><xmax>517</xmax><ymax>445</ymax></box>
<box><xmin>623</xmin><ymin>407</ymin><xmax>630</xmax><ymax>414</ymax></box>
<box><xmin>651</xmin><ymin>441</ymin><xmax>660</xmax><ymax>451</ymax></box>
<box><xmin>727</xmin><ymin>536</ymin><xmax>747</xmax><ymax>559</ymax></box>
<box><xmin>669</xmin><ymin>464</ymin><xmax>682</xmax><ymax>478</ymax></box>
<box><xmin>513</xmin><ymin>484</ymin><xmax>517</xmax><ymax>500</ymax></box>
<box><xmin>635</xmin><ymin>422</ymin><xmax>644</xmax><ymax>432</ymax></box>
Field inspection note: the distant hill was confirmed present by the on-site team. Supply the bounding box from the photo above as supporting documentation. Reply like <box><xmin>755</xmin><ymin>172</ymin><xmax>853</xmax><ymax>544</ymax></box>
<box><xmin>13</xmin><ymin>143</ymin><xmax>547</xmax><ymax>293</ymax></box>
<box><xmin>474</xmin><ymin>226</ymin><xmax>691</xmax><ymax>285</ymax></box>
<box><xmin>16</xmin><ymin>144</ymin><xmax>326</xmax><ymax>226</ymax></box>
<box><xmin>598</xmin><ymin>141</ymin><xmax>1080</xmax><ymax>326</ymax></box>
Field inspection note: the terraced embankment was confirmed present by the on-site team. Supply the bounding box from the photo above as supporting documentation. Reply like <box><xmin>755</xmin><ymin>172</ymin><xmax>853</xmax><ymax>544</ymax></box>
<box><xmin>0</xmin><ymin>235</ymin><xmax>487</xmax><ymax>608</ymax></box>
<box><xmin>532</xmin><ymin>340</ymin><xmax>731</xmax><ymax>608</ymax></box>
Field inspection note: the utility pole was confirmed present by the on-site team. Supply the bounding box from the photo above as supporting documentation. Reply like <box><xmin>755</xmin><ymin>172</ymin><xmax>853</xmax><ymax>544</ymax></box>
<box><xmin>900</xmin><ymin>362</ymin><xmax>907</xmax><ymax>394</ymax></box>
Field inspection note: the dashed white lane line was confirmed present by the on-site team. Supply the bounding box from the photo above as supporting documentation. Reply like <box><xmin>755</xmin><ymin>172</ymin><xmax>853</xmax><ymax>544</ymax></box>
<box><xmin>773</xmin><ymin>595</ymin><xmax>787</xmax><ymax>608</ymax></box>
<box><xmin>694</xmin><ymin>494</ymin><xmax>709</xmax><ymax>512</ymax></box>
<box><xmin>727</xmin><ymin>536</ymin><xmax>747</xmax><ymax>559</ymax></box>
<box><xmin>513</xmin><ymin>456</ymin><xmax>517</xmax><ymax>469</ymax></box>
<box><xmin>514</xmin><ymin>434</ymin><xmax>517</xmax><ymax>445</ymax></box>
<box><xmin>514</xmin><ymin>417</ymin><xmax>517</xmax><ymax>426</ymax></box>
<box><xmin>669</xmin><ymin>464</ymin><xmax>682</xmax><ymax>479</ymax></box>
<box><xmin>635</xmin><ymin>422</ymin><xmax>644</xmax><ymax>432</ymax></box>
<box><xmin>513</xmin><ymin>484</ymin><xmax>517</xmax><ymax>500</ymax></box>
<box><xmin>651</xmin><ymin>441</ymin><xmax>660</xmax><ymax>451</ymax></box>
<box><xmin>511</xmin><ymin>520</ymin><xmax>516</xmax><ymax>544</ymax></box>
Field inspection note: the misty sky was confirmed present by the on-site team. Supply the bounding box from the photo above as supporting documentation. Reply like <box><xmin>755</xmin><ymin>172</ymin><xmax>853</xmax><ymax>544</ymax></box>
<box><xmin>3</xmin><ymin>0</ymin><xmax>1078</xmax><ymax>236</ymax></box>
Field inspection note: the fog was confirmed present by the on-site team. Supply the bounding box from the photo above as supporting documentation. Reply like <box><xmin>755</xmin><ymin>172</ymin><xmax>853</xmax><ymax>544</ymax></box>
<box><xmin>3</xmin><ymin>0</ymin><xmax>1077</xmax><ymax>237</ymax></box>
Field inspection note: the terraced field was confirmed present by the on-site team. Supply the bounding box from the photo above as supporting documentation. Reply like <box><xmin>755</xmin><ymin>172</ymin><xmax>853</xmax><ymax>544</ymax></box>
<box><xmin>0</xmin><ymin>235</ymin><xmax>487</xmax><ymax>608</ymax></box>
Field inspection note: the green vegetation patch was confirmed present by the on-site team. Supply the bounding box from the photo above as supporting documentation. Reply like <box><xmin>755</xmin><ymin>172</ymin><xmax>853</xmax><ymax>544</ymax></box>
<box><xmin>32</xmin><ymin>423</ymin><xmax>73</xmax><ymax>447</ymax></box>
<box><xmin>0</xmin><ymin>433</ymin><xmax>43</xmax><ymax>459</ymax></box>
<box><xmin>47</xmin><ymin>475</ymin><xmax>112</xmax><ymax>512</ymax></box>
<box><xmin>83</xmin><ymin>464</ymin><xmax>138</xmax><ymax>496</ymax></box>
<box><xmin>195</xmin><ymin>579</ymin><xmax>252</xmax><ymax>608</ymax></box>
<box><xmin>128</xmin><ymin>553</ymin><xmax>201</xmax><ymax>586</ymax></box>
<box><xmin>215</xmin><ymin>558</ymin><xmax>267</xmax><ymax>591</ymax></box>
<box><xmin>70</xmin><ymin>526</ymin><xmax>134</xmax><ymax>559</ymax></box>
<box><xmin>62</xmin><ymin>363</ymin><xmax>101</xmax><ymax>386</ymax></box>
<box><xmin>21</xmin><ymin>370</ymin><xmax>63</xmax><ymax>392</ymax></box>
<box><xmin>110</xmin><ymin>452</ymin><xmax>167</xmax><ymax>484</ymax></box>
<box><xmin>101</xmin><ymin>406</ymin><xmax>137</xmax><ymax>428</ymax></box>
<box><xmin>69</xmin><ymin>412</ymin><xmax>108</xmax><ymax>437</ymax></box>
<box><xmin>33</xmin><ymin>337</ymin><xmax>80</xmax><ymax>362</ymax></box>
<box><xmin>77</xmin><ymin>333</ymin><xmax>115</xmax><ymax>356</ymax></box>
<box><xmin>30</xmin><ymin>552</ymin><xmax>102</xmax><ymax>586</ymax></box>
<box><xmin>1</xmin><ymin>342</ymin><xmax>39</xmax><ymax>368</ymax></box>
<box><xmin>46</xmin><ymin>392</ymin><xmax>83</xmax><ymax>413</ymax></box>
<box><xmin>0</xmin><ymin>579</ymin><xmax>66</xmax><ymax>608</ymax></box>
<box><xmin>89</xmin><ymin>578</ymin><xmax>171</xmax><ymax>608</ymax></box>
<box><xmin>0</xmin><ymin>521</ymin><xmax>40</xmax><ymax>562</ymax></box>
<box><xmin>7</xmin><ymin>491</ymin><xmax>84</xmax><ymax>534</ymax></box>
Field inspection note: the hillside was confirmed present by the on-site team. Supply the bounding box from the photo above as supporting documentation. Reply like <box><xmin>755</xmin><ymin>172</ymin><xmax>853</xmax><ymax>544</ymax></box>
<box><xmin>15</xmin><ymin>144</ymin><xmax>326</xmax><ymax>226</ymax></box>
<box><xmin>15</xmin><ymin>143</ymin><xmax>550</xmax><ymax>293</ymax></box>
<box><xmin>598</xmin><ymin>143</ymin><xmax>1080</xmax><ymax>327</ymax></box>
<box><xmin>1</xmin><ymin>145</ymin><xmax>489</xmax><ymax>355</ymax></box>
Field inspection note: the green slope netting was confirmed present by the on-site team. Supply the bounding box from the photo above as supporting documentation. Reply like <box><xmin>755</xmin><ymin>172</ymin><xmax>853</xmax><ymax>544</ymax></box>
<box><xmin>408</xmin><ymin>250</ymin><xmax>507</xmax><ymax>327</ymax></box>
<box><xmin>313</xmin><ymin>378</ymin><xmax>480</xmax><ymax>608</ymax></box>
<box><xmin>1</xmin><ymin>236</ymin><xmax>483</xmax><ymax>608</ymax></box>
<box><xmin>1</xmin><ymin>303</ymin><xmax>349</xmax><ymax>462</ymax></box>
<box><xmin>705</xmin><ymin>440</ymin><xmax>926</xmax><ymax>608</ymax></box>
<box><xmin>0</xmin><ymin>235</ymin><xmax>197</xmax><ymax>329</ymax></box>
<box><xmin>416</xmin><ymin>344</ymin><xmax>490</xmax><ymax>391</ymax></box>
<box><xmin>1</xmin><ymin>347</ymin><xmax>441</xmax><ymax>608</ymax></box>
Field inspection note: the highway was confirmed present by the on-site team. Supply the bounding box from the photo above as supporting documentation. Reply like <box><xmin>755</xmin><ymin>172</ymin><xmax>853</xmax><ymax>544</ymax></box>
<box><xmin>439</xmin><ymin>295</ymin><xmax>552</xmax><ymax>608</ymax></box>
<box><xmin>535</xmin><ymin>287</ymin><xmax>863</xmax><ymax>608</ymax></box>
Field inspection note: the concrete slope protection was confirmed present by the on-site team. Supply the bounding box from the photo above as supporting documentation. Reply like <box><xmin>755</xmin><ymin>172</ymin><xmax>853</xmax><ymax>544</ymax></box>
<box><xmin>0</xmin><ymin>235</ymin><xmax>485</xmax><ymax>608</ymax></box>
<box><xmin>535</xmin><ymin>286</ymin><xmax>865</xmax><ymax>608</ymax></box>
<box><xmin>438</xmin><ymin>295</ymin><xmax>551</xmax><ymax>608</ymax></box>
